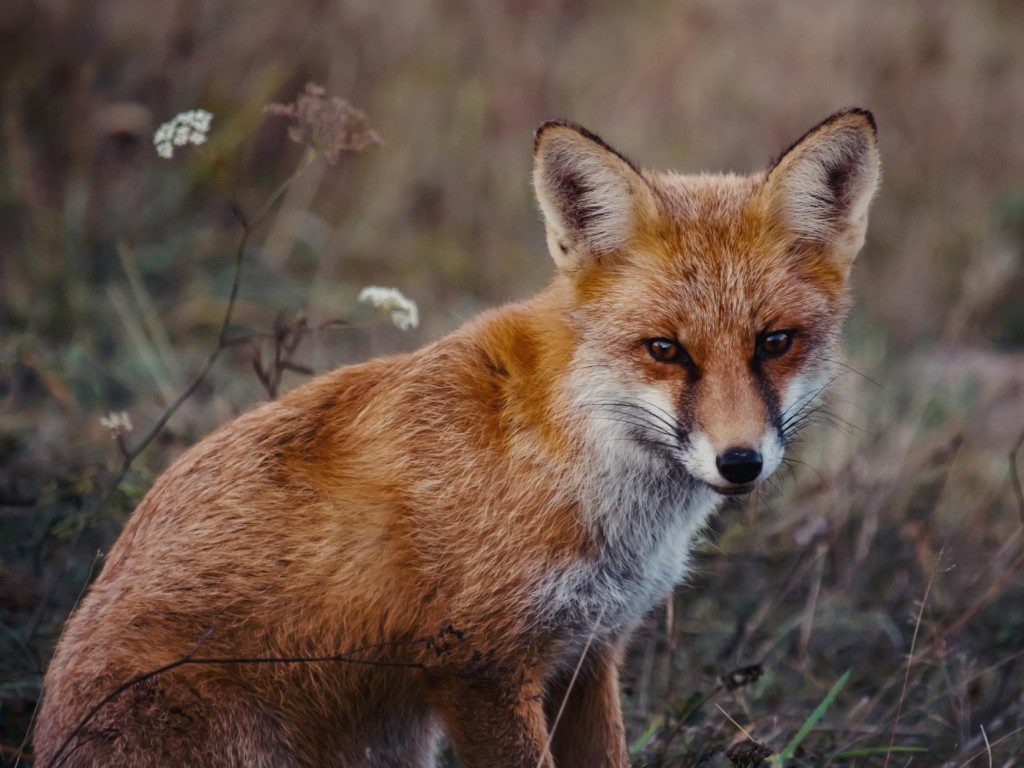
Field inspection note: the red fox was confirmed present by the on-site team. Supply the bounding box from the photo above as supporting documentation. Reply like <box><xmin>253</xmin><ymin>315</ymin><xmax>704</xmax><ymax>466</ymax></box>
<box><xmin>34</xmin><ymin>109</ymin><xmax>879</xmax><ymax>767</ymax></box>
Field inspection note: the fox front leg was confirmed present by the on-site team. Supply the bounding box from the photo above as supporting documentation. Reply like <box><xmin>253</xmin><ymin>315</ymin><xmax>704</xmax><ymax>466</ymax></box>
<box><xmin>544</xmin><ymin>646</ymin><xmax>629</xmax><ymax>768</ymax></box>
<box><xmin>428</xmin><ymin>674</ymin><xmax>553</xmax><ymax>768</ymax></box>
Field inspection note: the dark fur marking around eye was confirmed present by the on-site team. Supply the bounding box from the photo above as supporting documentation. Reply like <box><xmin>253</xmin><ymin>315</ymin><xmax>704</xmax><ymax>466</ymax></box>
<box><xmin>748</xmin><ymin>357</ymin><xmax>783</xmax><ymax>435</ymax></box>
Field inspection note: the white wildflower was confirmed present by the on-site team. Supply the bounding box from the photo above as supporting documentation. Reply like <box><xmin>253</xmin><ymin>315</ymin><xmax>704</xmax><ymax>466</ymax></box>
<box><xmin>358</xmin><ymin>286</ymin><xmax>419</xmax><ymax>331</ymax></box>
<box><xmin>153</xmin><ymin>109</ymin><xmax>213</xmax><ymax>159</ymax></box>
<box><xmin>100</xmin><ymin>411</ymin><xmax>133</xmax><ymax>438</ymax></box>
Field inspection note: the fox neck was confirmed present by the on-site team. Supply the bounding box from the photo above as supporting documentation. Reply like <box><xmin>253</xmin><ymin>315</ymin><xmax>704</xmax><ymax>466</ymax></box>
<box><xmin>562</xmin><ymin>310</ymin><xmax>722</xmax><ymax>618</ymax></box>
<box><xmin>485</xmin><ymin>277</ymin><xmax>721</xmax><ymax>549</ymax></box>
<box><xmin>472</xmin><ymin>282</ymin><xmax>719</xmax><ymax>637</ymax></box>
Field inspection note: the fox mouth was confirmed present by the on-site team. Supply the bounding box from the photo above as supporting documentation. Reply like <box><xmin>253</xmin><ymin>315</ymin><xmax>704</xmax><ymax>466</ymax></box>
<box><xmin>710</xmin><ymin>482</ymin><xmax>757</xmax><ymax>497</ymax></box>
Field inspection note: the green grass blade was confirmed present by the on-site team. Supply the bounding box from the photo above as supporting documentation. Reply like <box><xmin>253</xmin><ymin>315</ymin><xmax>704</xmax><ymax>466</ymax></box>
<box><xmin>770</xmin><ymin>669</ymin><xmax>851</xmax><ymax>767</ymax></box>
<box><xmin>629</xmin><ymin>715</ymin><xmax>663</xmax><ymax>757</ymax></box>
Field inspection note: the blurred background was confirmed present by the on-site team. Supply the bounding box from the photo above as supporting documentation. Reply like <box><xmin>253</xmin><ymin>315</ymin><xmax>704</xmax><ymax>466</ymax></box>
<box><xmin>2</xmin><ymin>0</ymin><xmax>1023</xmax><ymax>764</ymax></box>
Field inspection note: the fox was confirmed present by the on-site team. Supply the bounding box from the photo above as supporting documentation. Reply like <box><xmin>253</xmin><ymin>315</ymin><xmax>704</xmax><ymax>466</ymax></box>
<box><xmin>33</xmin><ymin>108</ymin><xmax>879</xmax><ymax>767</ymax></box>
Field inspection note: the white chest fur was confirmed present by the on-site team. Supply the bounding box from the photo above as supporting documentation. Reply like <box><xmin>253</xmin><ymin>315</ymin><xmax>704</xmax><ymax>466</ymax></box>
<box><xmin>531</xmin><ymin>447</ymin><xmax>720</xmax><ymax>644</ymax></box>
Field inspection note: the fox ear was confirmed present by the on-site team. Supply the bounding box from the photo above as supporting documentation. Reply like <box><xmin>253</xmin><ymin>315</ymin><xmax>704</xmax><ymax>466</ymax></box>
<box><xmin>533</xmin><ymin>121</ymin><xmax>656</xmax><ymax>271</ymax></box>
<box><xmin>765</xmin><ymin>109</ymin><xmax>880</xmax><ymax>276</ymax></box>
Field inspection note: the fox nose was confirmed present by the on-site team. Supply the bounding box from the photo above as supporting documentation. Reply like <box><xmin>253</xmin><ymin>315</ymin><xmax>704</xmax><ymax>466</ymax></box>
<box><xmin>715</xmin><ymin>447</ymin><xmax>763</xmax><ymax>485</ymax></box>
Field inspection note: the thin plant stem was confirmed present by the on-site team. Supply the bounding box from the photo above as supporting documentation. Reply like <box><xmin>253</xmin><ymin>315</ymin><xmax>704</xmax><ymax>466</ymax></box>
<box><xmin>45</xmin><ymin>628</ymin><xmax>448</xmax><ymax>768</ymax></box>
<box><xmin>883</xmin><ymin>548</ymin><xmax>942</xmax><ymax>768</ymax></box>
<box><xmin>538</xmin><ymin>605</ymin><xmax>607</xmax><ymax>768</ymax></box>
<box><xmin>23</xmin><ymin>147</ymin><xmax>320</xmax><ymax>647</ymax></box>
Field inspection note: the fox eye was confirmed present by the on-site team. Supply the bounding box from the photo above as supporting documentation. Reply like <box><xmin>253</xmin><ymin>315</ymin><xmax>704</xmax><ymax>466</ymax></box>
<box><xmin>645</xmin><ymin>338</ymin><xmax>689</xmax><ymax>365</ymax></box>
<box><xmin>758</xmin><ymin>330</ymin><xmax>794</xmax><ymax>358</ymax></box>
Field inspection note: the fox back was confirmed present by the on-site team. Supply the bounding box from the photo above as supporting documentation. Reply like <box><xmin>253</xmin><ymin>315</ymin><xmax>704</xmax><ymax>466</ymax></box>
<box><xmin>34</xmin><ymin>109</ymin><xmax>879</xmax><ymax>768</ymax></box>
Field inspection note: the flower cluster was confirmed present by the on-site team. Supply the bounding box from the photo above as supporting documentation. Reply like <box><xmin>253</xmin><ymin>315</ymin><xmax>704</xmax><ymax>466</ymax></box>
<box><xmin>99</xmin><ymin>411</ymin><xmax>133</xmax><ymax>438</ymax></box>
<box><xmin>358</xmin><ymin>286</ymin><xmax>419</xmax><ymax>331</ymax></box>
<box><xmin>265</xmin><ymin>84</ymin><xmax>381</xmax><ymax>164</ymax></box>
<box><xmin>153</xmin><ymin>109</ymin><xmax>213</xmax><ymax>159</ymax></box>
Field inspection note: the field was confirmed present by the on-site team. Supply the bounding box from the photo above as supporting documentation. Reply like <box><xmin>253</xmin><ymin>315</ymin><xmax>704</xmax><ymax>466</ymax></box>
<box><xmin>2</xmin><ymin>0</ymin><xmax>1023</xmax><ymax>765</ymax></box>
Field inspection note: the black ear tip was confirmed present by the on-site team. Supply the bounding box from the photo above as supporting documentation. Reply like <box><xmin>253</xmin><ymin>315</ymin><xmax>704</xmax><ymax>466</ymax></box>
<box><xmin>534</xmin><ymin>120</ymin><xmax>599</xmax><ymax>152</ymax></box>
<box><xmin>533</xmin><ymin>121</ymin><xmax>640</xmax><ymax>173</ymax></box>
<box><xmin>812</xmin><ymin>108</ymin><xmax>877</xmax><ymax>139</ymax></box>
<box><xmin>534</xmin><ymin>120</ymin><xmax>575</xmax><ymax>150</ymax></box>
<box><xmin>771</xmin><ymin>108</ymin><xmax>878</xmax><ymax>170</ymax></box>
<box><xmin>837</xmin><ymin>107</ymin><xmax>877</xmax><ymax>134</ymax></box>
<box><xmin>536</xmin><ymin>119</ymin><xmax>581</xmax><ymax>134</ymax></box>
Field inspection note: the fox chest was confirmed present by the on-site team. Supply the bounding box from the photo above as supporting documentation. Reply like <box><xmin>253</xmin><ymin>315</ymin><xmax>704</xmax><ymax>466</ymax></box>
<box><xmin>532</xmin><ymin>487</ymin><xmax>719</xmax><ymax>639</ymax></box>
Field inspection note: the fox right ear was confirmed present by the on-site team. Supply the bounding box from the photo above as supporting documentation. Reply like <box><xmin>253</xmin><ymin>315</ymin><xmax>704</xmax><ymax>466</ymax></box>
<box><xmin>533</xmin><ymin>122</ymin><xmax>656</xmax><ymax>272</ymax></box>
<box><xmin>765</xmin><ymin>108</ymin><xmax>881</xmax><ymax>277</ymax></box>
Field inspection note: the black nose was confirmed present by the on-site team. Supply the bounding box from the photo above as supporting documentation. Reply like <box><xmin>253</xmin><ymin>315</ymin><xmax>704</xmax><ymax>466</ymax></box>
<box><xmin>716</xmin><ymin>447</ymin><xmax>763</xmax><ymax>485</ymax></box>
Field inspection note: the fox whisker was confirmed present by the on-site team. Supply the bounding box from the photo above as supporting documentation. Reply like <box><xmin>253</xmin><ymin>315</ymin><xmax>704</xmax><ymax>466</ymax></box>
<box><xmin>589</xmin><ymin>400</ymin><xmax>682</xmax><ymax>438</ymax></box>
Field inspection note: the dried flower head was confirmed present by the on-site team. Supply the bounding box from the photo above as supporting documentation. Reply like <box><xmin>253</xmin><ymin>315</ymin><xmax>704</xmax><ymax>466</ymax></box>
<box><xmin>265</xmin><ymin>84</ymin><xmax>381</xmax><ymax>164</ymax></box>
<box><xmin>153</xmin><ymin>109</ymin><xmax>212</xmax><ymax>159</ymax></box>
<box><xmin>100</xmin><ymin>411</ymin><xmax>133</xmax><ymax>438</ymax></box>
<box><xmin>358</xmin><ymin>286</ymin><xmax>419</xmax><ymax>331</ymax></box>
<box><xmin>719</xmin><ymin>663</ymin><xmax>764</xmax><ymax>692</ymax></box>
<box><xmin>725</xmin><ymin>738</ymin><xmax>772</xmax><ymax>768</ymax></box>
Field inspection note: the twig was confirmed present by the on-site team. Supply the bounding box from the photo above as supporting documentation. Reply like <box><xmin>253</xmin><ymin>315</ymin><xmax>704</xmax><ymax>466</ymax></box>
<box><xmin>883</xmin><ymin>547</ymin><xmax>943</xmax><ymax>768</ymax></box>
<box><xmin>715</xmin><ymin>702</ymin><xmax>757</xmax><ymax>742</ymax></box>
<box><xmin>23</xmin><ymin>463</ymin><xmax>131</xmax><ymax>643</ymax></box>
<box><xmin>47</xmin><ymin>626</ymin><xmax>216</xmax><ymax>768</ymax></box>
<box><xmin>799</xmin><ymin>541</ymin><xmax>828</xmax><ymax>661</ymax></box>
<box><xmin>46</xmin><ymin>626</ymin><xmax>449</xmax><ymax>768</ymax></box>
<box><xmin>957</xmin><ymin>724</ymin><xmax>1024</xmax><ymax>767</ymax></box>
<box><xmin>24</xmin><ymin>148</ymin><xmax>320</xmax><ymax>647</ymax></box>
<box><xmin>661</xmin><ymin>593</ymin><xmax>677</xmax><ymax>709</ymax></box>
<box><xmin>1</xmin><ymin>744</ymin><xmax>32</xmax><ymax>761</ymax></box>
<box><xmin>651</xmin><ymin>682</ymin><xmax>724</xmax><ymax>766</ymax></box>
<box><xmin>1010</xmin><ymin>427</ymin><xmax>1024</xmax><ymax>524</ymax></box>
<box><xmin>15</xmin><ymin>551</ymin><xmax>103</xmax><ymax>768</ymax></box>
<box><xmin>539</xmin><ymin>605</ymin><xmax>606</xmax><ymax>768</ymax></box>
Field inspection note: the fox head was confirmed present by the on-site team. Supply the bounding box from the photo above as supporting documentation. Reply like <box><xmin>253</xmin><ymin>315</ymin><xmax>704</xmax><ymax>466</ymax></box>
<box><xmin>534</xmin><ymin>110</ymin><xmax>880</xmax><ymax>496</ymax></box>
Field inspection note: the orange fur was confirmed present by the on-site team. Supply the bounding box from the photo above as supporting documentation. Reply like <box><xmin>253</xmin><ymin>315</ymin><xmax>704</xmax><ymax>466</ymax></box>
<box><xmin>35</xmin><ymin>110</ymin><xmax>879</xmax><ymax>767</ymax></box>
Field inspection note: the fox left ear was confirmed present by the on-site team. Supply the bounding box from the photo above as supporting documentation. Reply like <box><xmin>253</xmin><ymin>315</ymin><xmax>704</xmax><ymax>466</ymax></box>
<box><xmin>765</xmin><ymin>108</ymin><xmax>881</xmax><ymax>277</ymax></box>
<box><xmin>533</xmin><ymin>121</ymin><xmax>657</xmax><ymax>272</ymax></box>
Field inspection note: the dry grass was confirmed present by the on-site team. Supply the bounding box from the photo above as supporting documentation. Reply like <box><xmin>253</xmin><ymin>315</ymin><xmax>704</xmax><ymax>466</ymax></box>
<box><xmin>1</xmin><ymin>0</ymin><xmax>1023</xmax><ymax>764</ymax></box>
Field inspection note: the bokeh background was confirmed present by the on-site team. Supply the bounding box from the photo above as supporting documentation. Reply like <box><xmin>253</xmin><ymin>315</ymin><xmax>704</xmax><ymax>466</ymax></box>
<box><xmin>2</xmin><ymin>0</ymin><xmax>1023</xmax><ymax>764</ymax></box>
